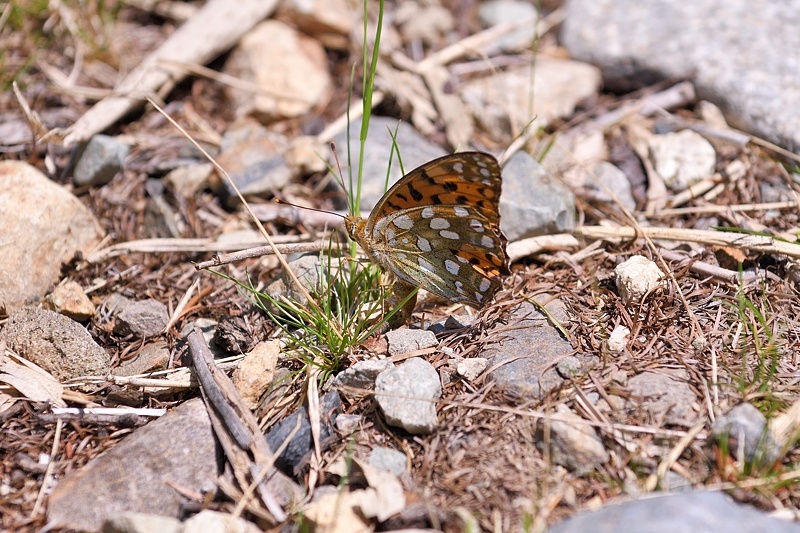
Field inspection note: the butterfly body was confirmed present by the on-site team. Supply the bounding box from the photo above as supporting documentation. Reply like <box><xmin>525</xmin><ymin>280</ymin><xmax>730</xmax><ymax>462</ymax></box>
<box><xmin>345</xmin><ymin>152</ymin><xmax>509</xmax><ymax>320</ymax></box>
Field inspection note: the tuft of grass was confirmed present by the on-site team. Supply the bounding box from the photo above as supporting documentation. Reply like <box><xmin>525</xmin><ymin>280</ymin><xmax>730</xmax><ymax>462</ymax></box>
<box><xmin>216</xmin><ymin>248</ymin><xmax>410</xmax><ymax>380</ymax></box>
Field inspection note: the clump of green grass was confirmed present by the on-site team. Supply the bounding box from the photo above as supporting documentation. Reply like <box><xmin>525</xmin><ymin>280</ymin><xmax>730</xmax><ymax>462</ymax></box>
<box><xmin>218</xmin><ymin>248</ymin><xmax>409</xmax><ymax>380</ymax></box>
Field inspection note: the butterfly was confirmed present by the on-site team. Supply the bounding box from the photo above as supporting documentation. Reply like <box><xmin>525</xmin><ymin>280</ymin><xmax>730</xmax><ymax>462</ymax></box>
<box><xmin>344</xmin><ymin>152</ymin><xmax>510</xmax><ymax>324</ymax></box>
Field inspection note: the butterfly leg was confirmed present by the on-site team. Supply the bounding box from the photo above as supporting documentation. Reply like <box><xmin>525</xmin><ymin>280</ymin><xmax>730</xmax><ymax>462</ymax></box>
<box><xmin>385</xmin><ymin>281</ymin><xmax>417</xmax><ymax>328</ymax></box>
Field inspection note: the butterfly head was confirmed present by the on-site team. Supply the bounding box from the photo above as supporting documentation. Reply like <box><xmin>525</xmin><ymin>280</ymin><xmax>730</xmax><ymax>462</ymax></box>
<box><xmin>344</xmin><ymin>214</ymin><xmax>367</xmax><ymax>245</ymax></box>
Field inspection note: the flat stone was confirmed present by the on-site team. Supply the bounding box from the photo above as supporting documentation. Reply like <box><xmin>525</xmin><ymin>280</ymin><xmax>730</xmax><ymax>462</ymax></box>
<box><xmin>484</xmin><ymin>298</ymin><xmax>575</xmax><ymax>399</ymax></box>
<box><xmin>549</xmin><ymin>490</ymin><xmax>800</xmax><ymax>533</ymax></box>
<box><xmin>556</xmin><ymin>355</ymin><xmax>584</xmax><ymax>379</ymax></box>
<box><xmin>368</xmin><ymin>446</ymin><xmax>407</xmax><ymax>477</ymax></box>
<box><xmin>113</xmin><ymin>298</ymin><xmax>169</xmax><ymax>339</ymax></box>
<box><xmin>47</xmin><ymin>399</ymin><xmax>219</xmax><ymax>532</ymax></box>
<box><xmin>578</xmin><ymin>162</ymin><xmax>637</xmax><ymax>213</ymax></box>
<box><xmin>500</xmin><ymin>151</ymin><xmax>576</xmax><ymax>242</ymax></box>
<box><xmin>42</xmin><ymin>280</ymin><xmax>96</xmax><ymax>321</ymax></box>
<box><xmin>183</xmin><ymin>510</ymin><xmax>261</xmax><ymax>533</ymax></box>
<box><xmin>265</xmin><ymin>254</ymin><xmax>327</xmax><ymax>308</ymax></box>
<box><xmin>224</xmin><ymin>20</ymin><xmax>331</xmax><ymax>119</ymax></box>
<box><xmin>561</xmin><ymin>0</ymin><xmax>800</xmax><ymax>153</ymax></box>
<box><xmin>102</xmin><ymin>512</ymin><xmax>182</xmax><ymax>533</ymax></box>
<box><xmin>623</xmin><ymin>369</ymin><xmax>699</xmax><ymax>427</ymax></box>
<box><xmin>540</xmin><ymin>404</ymin><xmax>609</xmax><ymax>475</ymax></box>
<box><xmin>385</xmin><ymin>328</ymin><xmax>438</xmax><ymax>357</ymax></box>
<box><xmin>73</xmin><ymin>134</ymin><xmax>130</xmax><ymax>187</ymax></box>
<box><xmin>375</xmin><ymin>357</ymin><xmax>441</xmax><ymax>435</ymax></box>
<box><xmin>0</xmin><ymin>306</ymin><xmax>111</xmax><ymax>382</ymax></box>
<box><xmin>461</xmin><ymin>57</ymin><xmax>601</xmax><ymax>145</ymax></box>
<box><xmin>231</xmin><ymin>340</ymin><xmax>280</xmax><ymax>410</ymax></box>
<box><xmin>163</xmin><ymin>163</ymin><xmax>212</xmax><ymax>200</ymax></box>
<box><xmin>112</xmin><ymin>341</ymin><xmax>170</xmax><ymax>377</ymax></box>
<box><xmin>0</xmin><ymin>161</ymin><xmax>104</xmax><ymax>315</ymax></box>
<box><xmin>213</xmin><ymin>118</ymin><xmax>291</xmax><ymax>206</ymax></box>
<box><xmin>478</xmin><ymin>0</ymin><xmax>538</xmax><ymax>52</ymax></box>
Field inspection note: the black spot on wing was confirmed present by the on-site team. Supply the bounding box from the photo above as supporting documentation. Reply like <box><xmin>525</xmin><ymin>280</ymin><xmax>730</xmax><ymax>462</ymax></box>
<box><xmin>407</xmin><ymin>182</ymin><xmax>424</xmax><ymax>201</ymax></box>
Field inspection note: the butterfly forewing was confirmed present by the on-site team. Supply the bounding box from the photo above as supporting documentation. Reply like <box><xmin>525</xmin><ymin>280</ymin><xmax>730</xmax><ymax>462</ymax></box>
<box><xmin>368</xmin><ymin>152</ymin><xmax>503</xmax><ymax>228</ymax></box>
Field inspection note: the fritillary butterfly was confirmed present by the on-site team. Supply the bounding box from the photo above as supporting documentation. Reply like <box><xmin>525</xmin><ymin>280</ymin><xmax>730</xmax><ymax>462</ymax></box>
<box><xmin>344</xmin><ymin>152</ymin><xmax>510</xmax><ymax>324</ymax></box>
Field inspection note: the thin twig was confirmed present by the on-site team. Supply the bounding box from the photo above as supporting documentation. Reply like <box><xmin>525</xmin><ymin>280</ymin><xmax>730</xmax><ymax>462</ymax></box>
<box><xmin>577</xmin><ymin>225</ymin><xmax>800</xmax><ymax>259</ymax></box>
<box><xmin>31</xmin><ymin>418</ymin><xmax>63</xmax><ymax>517</ymax></box>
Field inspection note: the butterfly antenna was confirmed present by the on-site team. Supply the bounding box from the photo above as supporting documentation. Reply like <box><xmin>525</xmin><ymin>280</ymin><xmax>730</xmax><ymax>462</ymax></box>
<box><xmin>274</xmin><ymin>198</ymin><xmax>346</xmax><ymax>219</ymax></box>
<box><xmin>330</xmin><ymin>142</ymin><xmax>352</xmax><ymax>213</ymax></box>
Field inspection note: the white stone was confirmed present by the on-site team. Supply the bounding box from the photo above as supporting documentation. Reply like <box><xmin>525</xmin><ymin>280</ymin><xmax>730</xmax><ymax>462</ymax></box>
<box><xmin>456</xmin><ymin>357</ymin><xmax>489</xmax><ymax>381</ymax></box>
<box><xmin>648</xmin><ymin>129</ymin><xmax>717</xmax><ymax>190</ymax></box>
<box><xmin>607</xmin><ymin>325</ymin><xmax>631</xmax><ymax>352</ymax></box>
<box><xmin>614</xmin><ymin>255</ymin><xmax>664</xmax><ymax>304</ymax></box>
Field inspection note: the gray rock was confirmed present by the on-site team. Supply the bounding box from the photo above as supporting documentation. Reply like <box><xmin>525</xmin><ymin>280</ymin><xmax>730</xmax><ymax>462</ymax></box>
<box><xmin>556</xmin><ymin>356</ymin><xmax>584</xmax><ymax>379</ymax></box>
<box><xmin>329</xmin><ymin>116</ymin><xmax>447</xmax><ymax>212</ymax></box>
<box><xmin>624</xmin><ymin>369</ymin><xmax>698</xmax><ymax>427</ymax></box>
<box><xmin>368</xmin><ymin>446</ymin><xmax>407</xmax><ymax>477</ymax></box>
<box><xmin>330</xmin><ymin>359</ymin><xmax>393</xmax><ymax>391</ymax></box>
<box><xmin>213</xmin><ymin>118</ymin><xmax>291</xmax><ymax>207</ymax></box>
<box><xmin>659</xmin><ymin>471</ymin><xmax>693</xmax><ymax>492</ymax></box>
<box><xmin>335</xmin><ymin>413</ymin><xmax>362</xmax><ymax>434</ymax></box>
<box><xmin>73</xmin><ymin>134</ymin><xmax>129</xmax><ymax>187</ymax></box>
<box><xmin>0</xmin><ymin>161</ymin><xmax>104</xmax><ymax>315</ymax></box>
<box><xmin>113</xmin><ymin>298</ymin><xmax>169</xmax><ymax>339</ymax></box>
<box><xmin>47</xmin><ymin>399</ymin><xmax>219</xmax><ymax>532</ymax></box>
<box><xmin>1</xmin><ymin>306</ymin><xmax>111</xmax><ymax>382</ymax></box>
<box><xmin>560</xmin><ymin>0</ymin><xmax>800</xmax><ymax>153</ymax></box>
<box><xmin>581</xmin><ymin>162</ymin><xmax>637</xmax><ymax>212</ymax></box>
<box><xmin>540</xmin><ymin>404</ymin><xmax>609</xmax><ymax>475</ymax></box>
<box><xmin>385</xmin><ymin>328</ymin><xmax>439</xmax><ymax>357</ymax></box>
<box><xmin>265</xmin><ymin>390</ymin><xmax>341</xmax><ymax>475</ymax></box>
<box><xmin>500</xmin><ymin>151</ymin><xmax>576</xmax><ymax>242</ymax></box>
<box><xmin>445</xmin><ymin>314</ymin><xmax>475</xmax><ymax>329</ymax></box>
<box><xmin>711</xmin><ymin>403</ymin><xmax>780</xmax><ymax>467</ymax></box>
<box><xmin>484</xmin><ymin>298</ymin><xmax>574</xmax><ymax>398</ymax></box>
<box><xmin>112</xmin><ymin>341</ymin><xmax>170</xmax><ymax>377</ymax></box>
<box><xmin>548</xmin><ymin>490</ymin><xmax>800</xmax><ymax>533</ymax></box>
<box><xmin>375</xmin><ymin>357</ymin><xmax>441</xmax><ymax>435</ymax></box>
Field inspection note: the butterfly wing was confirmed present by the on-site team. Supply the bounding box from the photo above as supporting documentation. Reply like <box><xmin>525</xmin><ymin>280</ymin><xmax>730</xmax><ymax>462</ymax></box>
<box><xmin>366</xmin><ymin>152</ymin><xmax>503</xmax><ymax>231</ymax></box>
